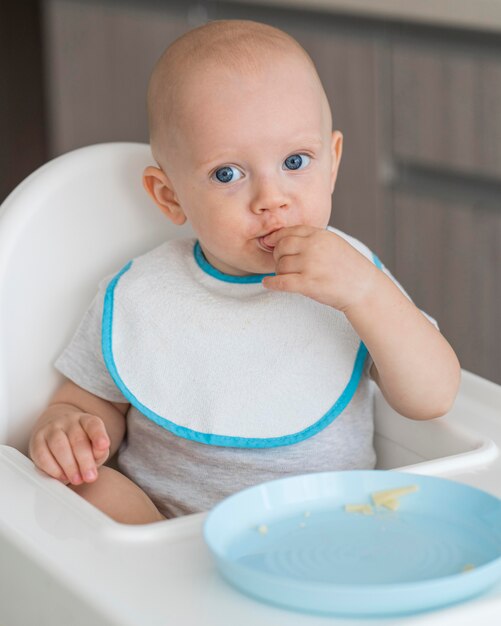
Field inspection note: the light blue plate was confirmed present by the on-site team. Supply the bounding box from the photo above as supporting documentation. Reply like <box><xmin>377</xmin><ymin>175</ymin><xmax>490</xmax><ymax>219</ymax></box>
<box><xmin>203</xmin><ymin>471</ymin><xmax>501</xmax><ymax>616</ymax></box>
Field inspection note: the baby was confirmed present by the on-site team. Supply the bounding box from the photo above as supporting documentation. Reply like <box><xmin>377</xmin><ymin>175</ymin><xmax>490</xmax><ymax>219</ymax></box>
<box><xmin>28</xmin><ymin>20</ymin><xmax>460</xmax><ymax>524</ymax></box>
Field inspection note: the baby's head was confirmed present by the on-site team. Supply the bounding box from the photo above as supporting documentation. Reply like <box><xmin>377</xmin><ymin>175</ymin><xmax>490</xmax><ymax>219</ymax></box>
<box><xmin>143</xmin><ymin>20</ymin><xmax>342</xmax><ymax>276</ymax></box>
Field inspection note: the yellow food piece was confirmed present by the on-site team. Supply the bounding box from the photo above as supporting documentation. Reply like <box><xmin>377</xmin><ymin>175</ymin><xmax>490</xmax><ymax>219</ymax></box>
<box><xmin>462</xmin><ymin>563</ymin><xmax>475</xmax><ymax>572</ymax></box>
<box><xmin>381</xmin><ymin>498</ymin><xmax>400</xmax><ymax>511</ymax></box>
<box><xmin>257</xmin><ymin>524</ymin><xmax>269</xmax><ymax>535</ymax></box>
<box><xmin>371</xmin><ymin>485</ymin><xmax>419</xmax><ymax>508</ymax></box>
<box><xmin>344</xmin><ymin>504</ymin><xmax>374</xmax><ymax>515</ymax></box>
<box><xmin>344</xmin><ymin>485</ymin><xmax>418</xmax><ymax>518</ymax></box>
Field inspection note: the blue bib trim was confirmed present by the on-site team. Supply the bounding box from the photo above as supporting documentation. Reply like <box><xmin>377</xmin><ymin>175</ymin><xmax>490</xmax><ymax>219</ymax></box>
<box><xmin>193</xmin><ymin>241</ymin><xmax>275</xmax><ymax>283</ymax></box>
<box><xmin>101</xmin><ymin>248</ymin><xmax>382</xmax><ymax>448</ymax></box>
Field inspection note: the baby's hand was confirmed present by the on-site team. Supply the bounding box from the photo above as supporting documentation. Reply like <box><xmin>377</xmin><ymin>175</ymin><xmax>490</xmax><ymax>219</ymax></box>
<box><xmin>261</xmin><ymin>225</ymin><xmax>379</xmax><ymax>311</ymax></box>
<box><xmin>29</xmin><ymin>409</ymin><xmax>111</xmax><ymax>485</ymax></box>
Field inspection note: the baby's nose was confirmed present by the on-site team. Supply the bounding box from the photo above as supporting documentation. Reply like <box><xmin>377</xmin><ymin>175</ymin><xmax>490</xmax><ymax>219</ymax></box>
<box><xmin>250</xmin><ymin>176</ymin><xmax>289</xmax><ymax>214</ymax></box>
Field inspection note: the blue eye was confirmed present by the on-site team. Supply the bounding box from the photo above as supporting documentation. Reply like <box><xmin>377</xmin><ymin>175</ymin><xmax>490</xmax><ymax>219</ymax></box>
<box><xmin>284</xmin><ymin>153</ymin><xmax>310</xmax><ymax>170</ymax></box>
<box><xmin>212</xmin><ymin>166</ymin><xmax>243</xmax><ymax>183</ymax></box>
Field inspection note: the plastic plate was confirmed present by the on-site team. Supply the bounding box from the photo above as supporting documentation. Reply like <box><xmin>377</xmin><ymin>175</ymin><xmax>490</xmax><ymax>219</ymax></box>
<box><xmin>203</xmin><ymin>471</ymin><xmax>501</xmax><ymax>616</ymax></box>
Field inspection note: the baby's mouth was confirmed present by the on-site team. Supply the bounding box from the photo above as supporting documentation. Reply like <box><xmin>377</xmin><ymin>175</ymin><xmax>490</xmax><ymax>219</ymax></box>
<box><xmin>257</xmin><ymin>228</ymin><xmax>281</xmax><ymax>253</ymax></box>
<box><xmin>257</xmin><ymin>237</ymin><xmax>275</xmax><ymax>253</ymax></box>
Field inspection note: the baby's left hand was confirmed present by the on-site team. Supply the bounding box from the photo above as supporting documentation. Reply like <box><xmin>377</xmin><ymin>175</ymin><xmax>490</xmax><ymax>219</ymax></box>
<box><xmin>261</xmin><ymin>225</ymin><xmax>379</xmax><ymax>312</ymax></box>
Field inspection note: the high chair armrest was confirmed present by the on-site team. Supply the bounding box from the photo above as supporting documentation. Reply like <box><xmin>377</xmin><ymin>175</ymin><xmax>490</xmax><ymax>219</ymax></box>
<box><xmin>0</xmin><ymin>445</ymin><xmax>114</xmax><ymax>528</ymax></box>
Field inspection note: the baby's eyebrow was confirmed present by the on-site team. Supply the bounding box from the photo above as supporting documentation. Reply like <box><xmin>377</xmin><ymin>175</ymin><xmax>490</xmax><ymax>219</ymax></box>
<box><xmin>198</xmin><ymin>152</ymin><xmax>235</xmax><ymax>171</ymax></box>
<box><xmin>196</xmin><ymin>135</ymin><xmax>324</xmax><ymax>170</ymax></box>
<box><xmin>198</xmin><ymin>137</ymin><xmax>324</xmax><ymax>171</ymax></box>
<box><xmin>289</xmin><ymin>135</ymin><xmax>323</xmax><ymax>148</ymax></box>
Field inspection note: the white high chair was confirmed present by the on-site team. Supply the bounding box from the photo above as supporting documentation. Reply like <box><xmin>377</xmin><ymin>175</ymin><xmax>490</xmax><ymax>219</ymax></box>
<box><xmin>1</xmin><ymin>143</ymin><xmax>501</xmax><ymax>626</ymax></box>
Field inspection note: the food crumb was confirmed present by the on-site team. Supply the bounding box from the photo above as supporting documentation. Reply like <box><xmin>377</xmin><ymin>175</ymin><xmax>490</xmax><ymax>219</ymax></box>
<box><xmin>381</xmin><ymin>498</ymin><xmax>400</xmax><ymax>511</ymax></box>
<box><xmin>462</xmin><ymin>564</ymin><xmax>475</xmax><ymax>573</ymax></box>
<box><xmin>257</xmin><ymin>524</ymin><xmax>268</xmax><ymax>535</ymax></box>
<box><xmin>299</xmin><ymin>522</ymin><xmax>306</xmax><ymax>528</ymax></box>
<box><xmin>344</xmin><ymin>485</ymin><xmax>418</xmax><ymax>516</ymax></box>
<box><xmin>371</xmin><ymin>485</ymin><xmax>418</xmax><ymax>509</ymax></box>
<box><xmin>344</xmin><ymin>504</ymin><xmax>374</xmax><ymax>515</ymax></box>
<box><xmin>303</xmin><ymin>511</ymin><xmax>311</xmax><ymax>518</ymax></box>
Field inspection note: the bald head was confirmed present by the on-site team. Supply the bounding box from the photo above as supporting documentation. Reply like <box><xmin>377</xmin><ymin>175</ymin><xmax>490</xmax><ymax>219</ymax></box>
<box><xmin>147</xmin><ymin>20</ymin><xmax>331</xmax><ymax>169</ymax></box>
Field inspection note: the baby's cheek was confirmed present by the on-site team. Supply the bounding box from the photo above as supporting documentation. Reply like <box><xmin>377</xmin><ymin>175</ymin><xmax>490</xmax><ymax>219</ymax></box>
<box><xmin>306</xmin><ymin>216</ymin><xmax>329</xmax><ymax>236</ymax></box>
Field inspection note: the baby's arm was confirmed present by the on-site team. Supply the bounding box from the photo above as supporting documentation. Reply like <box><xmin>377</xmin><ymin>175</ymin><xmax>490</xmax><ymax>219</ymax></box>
<box><xmin>262</xmin><ymin>226</ymin><xmax>461</xmax><ymax>420</ymax></box>
<box><xmin>29</xmin><ymin>379</ymin><xmax>128</xmax><ymax>485</ymax></box>
<box><xmin>344</xmin><ymin>269</ymin><xmax>460</xmax><ymax>420</ymax></box>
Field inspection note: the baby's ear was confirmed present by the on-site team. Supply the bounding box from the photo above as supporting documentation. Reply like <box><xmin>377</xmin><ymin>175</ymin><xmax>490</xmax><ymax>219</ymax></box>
<box><xmin>142</xmin><ymin>166</ymin><xmax>187</xmax><ymax>225</ymax></box>
<box><xmin>330</xmin><ymin>130</ymin><xmax>343</xmax><ymax>193</ymax></box>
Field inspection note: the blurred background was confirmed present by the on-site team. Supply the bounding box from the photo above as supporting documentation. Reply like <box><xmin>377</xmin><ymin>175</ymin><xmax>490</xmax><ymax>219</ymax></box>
<box><xmin>1</xmin><ymin>0</ymin><xmax>500</xmax><ymax>384</ymax></box>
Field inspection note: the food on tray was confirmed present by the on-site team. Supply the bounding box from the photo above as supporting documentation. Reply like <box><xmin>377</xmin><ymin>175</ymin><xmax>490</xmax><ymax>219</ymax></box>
<box><xmin>344</xmin><ymin>485</ymin><xmax>419</xmax><ymax>514</ymax></box>
<box><xmin>371</xmin><ymin>485</ymin><xmax>419</xmax><ymax>509</ymax></box>
<box><xmin>462</xmin><ymin>563</ymin><xmax>475</xmax><ymax>573</ymax></box>
<box><xmin>344</xmin><ymin>504</ymin><xmax>374</xmax><ymax>515</ymax></box>
<box><xmin>379</xmin><ymin>498</ymin><xmax>400</xmax><ymax>511</ymax></box>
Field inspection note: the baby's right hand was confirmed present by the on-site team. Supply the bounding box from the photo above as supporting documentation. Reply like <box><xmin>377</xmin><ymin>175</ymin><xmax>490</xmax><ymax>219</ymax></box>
<box><xmin>29</xmin><ymin>410</ymin><xmax>111</xmax><ymax>485</ymax></box>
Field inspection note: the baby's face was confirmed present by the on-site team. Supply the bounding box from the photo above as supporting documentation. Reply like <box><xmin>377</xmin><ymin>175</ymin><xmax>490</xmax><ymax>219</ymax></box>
<box><xmin>161</xmin><ymin>55</ymin><xmax>341</xmax><ymax>276</ymax></box>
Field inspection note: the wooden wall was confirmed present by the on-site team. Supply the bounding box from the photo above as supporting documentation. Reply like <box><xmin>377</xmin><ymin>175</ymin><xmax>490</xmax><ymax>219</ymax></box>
<box><xmin>0</xmin><ymin>1</ymin><xmax>47</xmax><ymax>203</ymax></box>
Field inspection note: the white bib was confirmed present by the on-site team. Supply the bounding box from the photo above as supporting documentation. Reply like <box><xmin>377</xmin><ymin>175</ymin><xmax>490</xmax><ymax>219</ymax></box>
<box><xmin>102</xmin><ymin>233</ymin><xmax>378</xmax><ymax>448</ymax></box>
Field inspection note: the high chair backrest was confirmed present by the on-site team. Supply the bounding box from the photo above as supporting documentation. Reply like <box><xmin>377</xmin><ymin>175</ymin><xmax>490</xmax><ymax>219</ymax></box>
<box><xmin>0</xmin><ymin>143</ymin><xmax>194</xmax><ymax>452</ymax></box>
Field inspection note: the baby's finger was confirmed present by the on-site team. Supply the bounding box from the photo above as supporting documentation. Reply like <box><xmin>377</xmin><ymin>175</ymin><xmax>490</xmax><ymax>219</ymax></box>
<box><xmin>67</xmin><ymin>424</ymin><xmax>100</xmax><ymax>483</ymax></box>
<box><xmin>275</xmin><ymin>253</ymin><xmax>302</xmax><ymax>276</ymax></box>
<box><xmin>80</xmin><ymin>414</ymin><xmax>110</xmax><ymax>454</ymax></box>
<box><xmin>262</xmin><ymin>273</ymin><xmax>303</xmax><ymax>293</ymax></box>
<box><xmin>46</xmin><ymin>429</ymin><xmax>84</xmax><ymax>485</ymax></box>
<box><xmin>263</xmin><ymin>225</ymin><xmax>315</xmax><ymax>247</ymax></box>
<box><xmin>30</xmin><ymin>436</ymin><xmax>69</xmax><ymax>483</ymax></box>
<box><xmin>273</xmin><ymin>235</ymin><xmax>305</xmax><ymax>260</ymax></box>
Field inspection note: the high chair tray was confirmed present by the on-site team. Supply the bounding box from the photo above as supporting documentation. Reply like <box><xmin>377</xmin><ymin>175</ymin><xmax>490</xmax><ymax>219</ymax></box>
<box><xmin>2</xmin><ymin>372</ymin><xmax>501</xmax><ymax>626</ymax></box>
<box><xmin>203</xmin><ymin>470</ymin><xmax>501</xmax><ymax>617</ymax></box>
<box><xmin>2</xmin><ymin>446</ymin><xmax>501</xmax><ymax>626</ymax></box>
